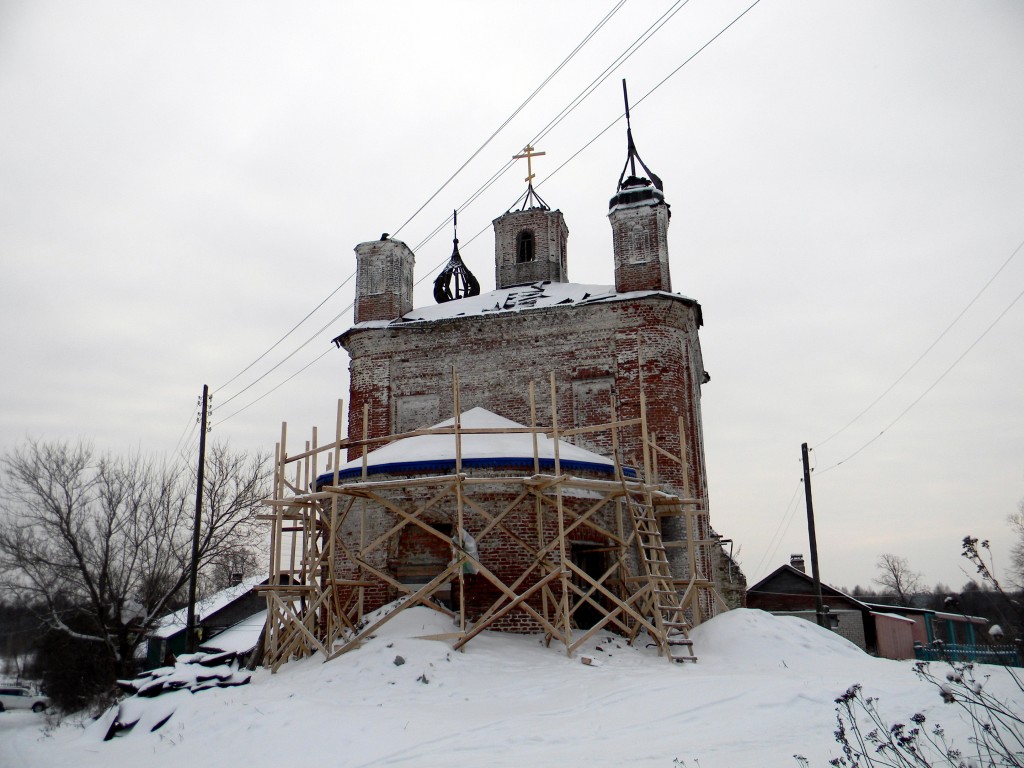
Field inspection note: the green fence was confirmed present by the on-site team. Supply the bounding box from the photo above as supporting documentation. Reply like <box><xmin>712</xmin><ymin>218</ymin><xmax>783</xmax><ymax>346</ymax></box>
<box><xmin>914</xmin><ymin>643</ymin><xmax>1021</xmax><ymax>667</ymax></box>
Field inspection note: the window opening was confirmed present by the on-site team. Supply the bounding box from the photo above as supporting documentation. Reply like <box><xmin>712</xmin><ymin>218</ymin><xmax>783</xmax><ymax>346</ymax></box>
<box><xmin>516</xmin><ymin>230</ymin><xmax>535</xmax><ymax>263</ymax></box>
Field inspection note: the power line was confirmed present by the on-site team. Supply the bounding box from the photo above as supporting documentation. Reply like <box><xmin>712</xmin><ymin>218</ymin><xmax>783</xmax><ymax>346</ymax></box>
<box><xmin>529</xmin><ymin>0</ymin><xmax>696</xmax><ymax>158</ymax></box>
<box><xmin>213</xmin><ymin>347</ymin><xmax>334</xmax><ymax>427</ymax></box>
<box><xmin>175</xmin><ymin>429</ymin><xmax>201</xmax><ymax>477</ymax></box>
<box><xmin>750</xmin><ymin>480</ymin><xmax>804</xmax><ymax>581</ymax></box>
<box><xmin>814</xmin><ymin>236</ymin><xmax>1024</xmax><ymax>450</ymax></box>
<box><xmin>215</xmin><ymin>297</ymin><xmax>355</xmax><ymax>410</ymax></box>
<box><xmin>212</xmin><ymin>297</ymin><xmax>356</xmax><ymax>425</ymax></box>
<box><xmin>544</xmin><ymin>0</ymin><xmax>763</xmax><ymax>183</ymax></box>
<box><xmin>389</xmin><ymin>0</ymin><xmax>627</xmax><ymax>241</ymax></box>
<box><xmin>210</xmin><ymin>0</ymin><xmax>763</xmax><ymax>424</ymax></box>
<box><xmin>211</xmin><ymin>3</ymin><xmax>627</xmax><ymax>411</ymax></box>
<box><xmin>170</xmin><ymin>401</ymin><xmax>200</xmax><ymax>463</ymax></box>
<box><xmin>411</xmin><ymin>0</ymin><xmax>756</xmax><ymax>278</ymax></box>
<box><xmin>816</xmin><ymin>279</ymin><xmax>1024</xmax><ymax>476</ymax></box>
<box><xmin>409</xmin><ymin>0</ymin><xmax>701</xmax><ymax>255</ymax></box>
<box><xmin>214</xmin><ymin>273</ymin><xmax>356</xmax><ymax>395</ymax></box>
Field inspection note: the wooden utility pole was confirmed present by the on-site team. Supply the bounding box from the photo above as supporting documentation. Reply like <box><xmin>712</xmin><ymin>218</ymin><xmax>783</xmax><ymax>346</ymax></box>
<box><xmin>801</xmin><ymin>442</ymin><xmax>827</xmax><ymax>628</ymax></box>
<box><xmin>186</xmin><ymin>385</ymin><xmax>210</xmax><ymax>653</ymax></box>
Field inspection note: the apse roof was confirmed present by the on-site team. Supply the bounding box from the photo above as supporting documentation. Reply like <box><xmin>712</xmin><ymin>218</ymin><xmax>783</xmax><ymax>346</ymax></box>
<box><xmin>316</xmin><ymin>406</ymin><xmax>636</xmax><ymax>486</ymax></box>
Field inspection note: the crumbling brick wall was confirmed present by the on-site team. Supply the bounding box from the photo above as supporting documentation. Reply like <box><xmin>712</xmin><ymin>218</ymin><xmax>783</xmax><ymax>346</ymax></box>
<box><xmin>331</xmin><ymin>471</ymin><xmax>623</xmax><ymax>633</ymax></box>
<box><xmin>340</xmin><ymin>294</ymin><xmax>707</xmax><ymax>502</ymax></box>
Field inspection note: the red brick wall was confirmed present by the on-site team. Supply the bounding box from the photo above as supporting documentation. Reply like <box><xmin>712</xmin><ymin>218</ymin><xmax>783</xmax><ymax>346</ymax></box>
<box><xmin>609</xmin><ymin>201</ymin><xmax>671</xmax><ymax>293</ymax></box>
<box><xmin>492</xmin><ymin>208</ymin><xmax>569</xmax><ymax>289</ymax></box>
<box><xmin>341</xmin><ymin>295</ymin><xmax>707</xmax><ymax>502</ymax></box>
<box><xmin>330</xmin><ymin>476</ymin><xmax>623</xmax><ymax>633</ymax></box>
<box><xmin>337</xmin><ymin>292</ymin><xmax>717</xmax><ymax>623</ymax></box>
<box><xmin>354</xmin><ymin>239</ymin><xmax>415</xmax><ymax>324</ymax></box>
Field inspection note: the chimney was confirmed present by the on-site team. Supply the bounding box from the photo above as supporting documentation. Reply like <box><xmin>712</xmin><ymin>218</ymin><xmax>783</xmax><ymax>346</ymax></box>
<box><xmin>790</xmin><ymin>553</ymin><xmax>806</xmax><ymax>573</ymax></box>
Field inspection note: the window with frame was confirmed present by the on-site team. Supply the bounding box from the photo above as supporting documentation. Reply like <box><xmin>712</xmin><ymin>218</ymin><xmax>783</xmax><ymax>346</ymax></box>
<box><xmin>516</xmin><ymin>230</ymin><xmax>535</xmax><ymax>263</ymax></box>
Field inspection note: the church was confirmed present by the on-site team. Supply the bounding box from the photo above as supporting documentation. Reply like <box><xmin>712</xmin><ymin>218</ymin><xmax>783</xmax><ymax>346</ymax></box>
<box><xmin>259</xmin><ymin>108</ymin><xmax>744</xmax><ymax>670</ymax></box>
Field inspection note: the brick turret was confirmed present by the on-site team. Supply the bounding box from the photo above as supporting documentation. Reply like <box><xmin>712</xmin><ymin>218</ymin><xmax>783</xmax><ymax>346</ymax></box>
<box><xmin>608</xmin><ymin>81</ymin><xmax>672</xmax><ymax>294</ymax></box>
<box><xmin>609</xmin><ymin>179</ymin><xmax>671</xmax><ymax>293</ymax></box>
<box><xmin>493</xmin><ymin>145</ymin><xmax>569</xmax><ymax>289</ymax></box>
<box><xmin>493</xmin><ymin>207</ymin><xmax>569</xmax><ymax>289</ymax></box>
<box><xmin>354</xmin><ymin>237</ymin><xmax>415</xmax><ymax>323</ymax></box>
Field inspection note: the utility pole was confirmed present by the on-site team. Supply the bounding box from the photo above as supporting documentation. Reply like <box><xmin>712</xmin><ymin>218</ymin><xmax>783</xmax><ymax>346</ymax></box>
<box><xmin>801</xmin><ymin>442</ymin><xmax>827</xmax><ymax>628</ymax></box>
<box><xmin>186</xmin><ymin>385</ymin><xmax>210</xmax><ymax>653</ymax></box>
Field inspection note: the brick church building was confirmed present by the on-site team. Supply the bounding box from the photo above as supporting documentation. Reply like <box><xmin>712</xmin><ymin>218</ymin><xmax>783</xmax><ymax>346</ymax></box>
<box><xmin>260</xmin><ymin>114</ymin><xmax>743</xmax><ymax>668</ymax></box>
<box><xmin>337</xmin><ymin>153</ymin><xmax>706</xmax><ymax>500</ymax></box>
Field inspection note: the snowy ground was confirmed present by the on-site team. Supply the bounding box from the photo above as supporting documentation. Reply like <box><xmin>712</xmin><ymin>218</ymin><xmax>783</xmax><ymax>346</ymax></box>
<box><xmin>4</xmin><ymin>608</ymin><xmax>1021</xmax><ymax>767</ymax></box>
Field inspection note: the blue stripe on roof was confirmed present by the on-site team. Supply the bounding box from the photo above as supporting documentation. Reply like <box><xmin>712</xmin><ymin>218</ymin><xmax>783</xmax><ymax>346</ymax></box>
<box><xmin>316</xmin><ymin>456</ymin><xmax>637</xmax><ymax>487</ymax></box>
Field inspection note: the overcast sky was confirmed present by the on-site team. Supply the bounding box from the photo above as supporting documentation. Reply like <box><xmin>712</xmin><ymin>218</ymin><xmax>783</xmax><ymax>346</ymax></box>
<box><xmin>2</xmin><ymin>0</ymin><xmax>1022</xmax><ymax>593</ymax></box>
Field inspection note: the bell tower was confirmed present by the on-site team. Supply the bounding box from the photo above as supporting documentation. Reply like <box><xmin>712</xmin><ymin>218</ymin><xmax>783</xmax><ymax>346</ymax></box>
<box><xmin>608</xmin><ymin>82</ymin><xmax>672</xmax><ymax>294</ymax></box>
<box><xmin>493</xmin><ymin>144</ymin><xmax>569</xmax><ymax>289</ymax></box>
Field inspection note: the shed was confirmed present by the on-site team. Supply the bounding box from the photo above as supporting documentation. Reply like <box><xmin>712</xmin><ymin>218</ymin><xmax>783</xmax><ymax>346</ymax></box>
<box><xmin>871</xmin><ymin>611</ymin><xmax>916</xmax><ymax>660</ymax></box>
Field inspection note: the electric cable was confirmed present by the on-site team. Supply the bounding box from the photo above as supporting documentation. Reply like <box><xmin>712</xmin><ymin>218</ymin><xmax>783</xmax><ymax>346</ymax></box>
<box><xmin>214</xmin><ymin>273</ymin><xmax>355</xmax><ymax>395</ymax></box>
<box><xmin>170</xmin><ymin>402</ymin><xmax>201</xmax><ymax>464</ymax></box>
<box><xmin>213</xmin><ymin>347</ymin><xmax>335</xmax><ymax>427</ymax></box>
<box><xmin>815</xmin><ymin>280</ymin><xmax>1024</xmax><ymax>476</ymax></box>
<box><xmin>406</xmin><ymin>0</ymin><xmax>700</xmax><ymax>257</ymax></box>
<box><xmin>814</xmin><ymin>236</ymin><xmax>1024</xmax><ymax>450</ymax></box>
<box><xmin>215</xmin><ymin>297</ymin><xmax>356</xmax><ymax>410</ymax></box>
<box><xmin>410</xmin><ymin>0</ymin><xmax>756</xmax><ymax>279</ymax></box>
<box><xmin>209</xmin><ymin>0</ymin><xmax>766</xmax><ymax>425</ymax></box>
<box><xmin>389</xmin><ymin>0</ymin><xmax>627</xmax><ymax>241</ymax></box>
<box><xmin>750</xmin><ymin>480</ymin><xmax>804</xmax><ymax>582</ymax></box>
<box><xmin>544</xmin><ymin>0</ymin><xmax>763</xmax><ymax>182</ymax></box>
<box><xmin>211</xmin><ymin>1</ymin><xmax>628</xmax><ymax>410</ymax></box>
<box><xmin>528</xmin><ymin>0</ymin><xmax>697</xmax><ymax>160</ymax></box>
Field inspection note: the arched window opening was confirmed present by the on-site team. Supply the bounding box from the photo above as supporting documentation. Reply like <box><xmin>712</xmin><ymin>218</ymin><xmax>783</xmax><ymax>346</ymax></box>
<box><xmin>516</xmin><ymin>230</ymin><xmax>535</xmax><ymax>263</ymax></box>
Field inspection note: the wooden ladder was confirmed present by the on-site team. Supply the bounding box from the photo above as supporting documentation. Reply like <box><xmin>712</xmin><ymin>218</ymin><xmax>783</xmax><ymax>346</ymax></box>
<box><xmin>629</xmin><ymin>496</ymin><xmax>697</xmax><ymax>663</ymax></box>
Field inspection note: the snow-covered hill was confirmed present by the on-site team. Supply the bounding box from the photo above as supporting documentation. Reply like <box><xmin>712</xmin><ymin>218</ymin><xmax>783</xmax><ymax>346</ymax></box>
<box><xmin>4</xmin><ymin>608</ymin><xmax>1020</xmax><ymax>767</ymax></box>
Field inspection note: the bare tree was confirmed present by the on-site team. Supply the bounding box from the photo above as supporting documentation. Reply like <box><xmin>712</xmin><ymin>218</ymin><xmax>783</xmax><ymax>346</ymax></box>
<box><xmin>0</xmin><ymin>439</ymin><xmax>268</xmax><ymax>676</ymax></box>
<box><xmin>1008</xmin><ymin>499</ymin><xmax>1024</xmax><ymax>590</ymax></box>
<box><xmin>873</xmin><ymin>553</ymin><xmax>923</xmax><ymax>606</ymax></box>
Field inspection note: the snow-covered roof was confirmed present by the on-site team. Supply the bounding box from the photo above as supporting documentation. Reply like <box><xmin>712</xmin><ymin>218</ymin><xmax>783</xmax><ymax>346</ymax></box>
<box><xmin>199</xmin><ymin>609</ymin><xmax>267</xmax><ymax>654</ymax></box>
<box><xmin>151</xmin><ymin>575</ymin><xmax>265</xmax><ymax>639</ymax></box>
<box><xmin>345</xmin><ymin>280</ymin><xmax>698</xmax><ymax>332</ymax></box>
<box><xmin>931</xmin><ymin>610</ymin><xmax>989</xmax><ymax>625</ymax></box>
<box><xmin>861</xmin><ymin>602</ymin><xmax>990</xmax><ymax>624</ymax></box>
<box><xmin>870</xmin><ymin>611</ymin><xmax>916</xmax><ymax>624</ymax></box>
<box><xmin>317</xmin><ymin>406</ymin><xmax>635</xmax><ymax>486</ymax></box>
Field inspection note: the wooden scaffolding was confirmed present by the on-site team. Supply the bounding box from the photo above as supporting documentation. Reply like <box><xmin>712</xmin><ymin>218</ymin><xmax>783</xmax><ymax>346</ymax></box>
<box><xmin>258</xmin><ymin>373</ymin><xmax>727</xmax><ymax>672</ymax></box>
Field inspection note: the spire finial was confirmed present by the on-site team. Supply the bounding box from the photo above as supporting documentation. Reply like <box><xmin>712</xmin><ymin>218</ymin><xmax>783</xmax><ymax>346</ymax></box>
<box><xmin>433</xmin><ymin>209</ymin><xmax>481</xmax><ymax>304</ymax></box>
<box><xmin>622</xmin><ymin>80</ymin><xmax>637</xmax><ymax>179</ymax></box>
<box><xmin>616</xmin><ymin>78</ymin><xmax>663</xmax><ymax>193</ymax></box>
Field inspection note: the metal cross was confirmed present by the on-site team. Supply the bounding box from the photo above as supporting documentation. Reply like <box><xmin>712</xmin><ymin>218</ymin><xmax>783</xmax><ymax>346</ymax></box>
<box><xmin>513</xmin><ymin>144</ymin><xmax>546</xmax><ymax>185</ymax></box>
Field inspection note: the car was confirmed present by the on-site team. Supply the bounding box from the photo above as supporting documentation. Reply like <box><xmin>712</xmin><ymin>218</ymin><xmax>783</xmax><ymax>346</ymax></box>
<box><xmin>0</xmin><ymin>686</ymin><xmax>49</xmax><ymax>713</ymax></box>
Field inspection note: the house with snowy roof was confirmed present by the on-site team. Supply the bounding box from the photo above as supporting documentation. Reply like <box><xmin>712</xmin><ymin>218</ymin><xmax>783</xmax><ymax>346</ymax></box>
<box><xmin>747</xmin><ymin>555</ymin><xmax>1005</xmax><ymax>663</ymax></box>
<box><xmin>146</xmin><ymin>575</ymin><xmax>266</xmax><ymax>668</ymax></box>
<box><xmin>260</xmin><ymin>102</ymin><xmax>743</xmax><ymax>670</ymax></box>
